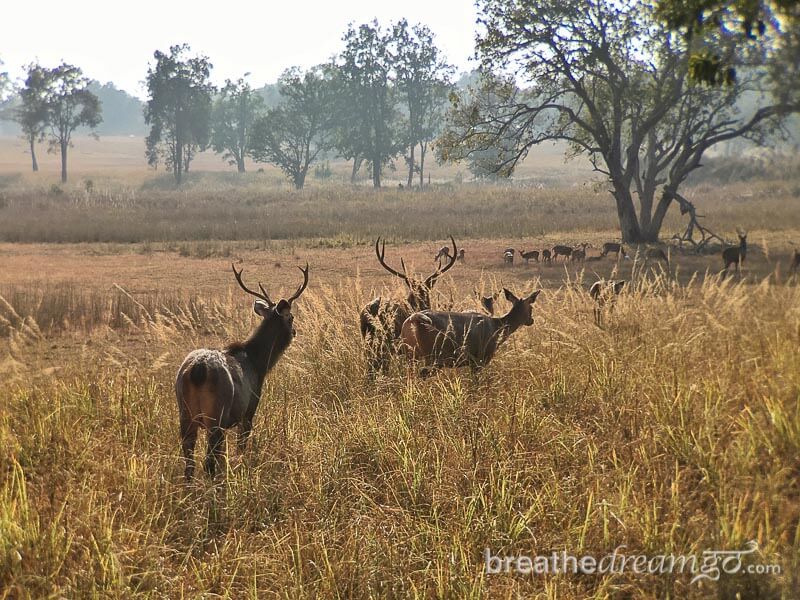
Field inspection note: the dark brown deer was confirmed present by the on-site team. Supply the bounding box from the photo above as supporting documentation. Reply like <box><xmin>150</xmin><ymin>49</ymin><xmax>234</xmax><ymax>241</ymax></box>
<box><xmin>401</xmin><ymin>288</ymin><xmax>541</xmax><ymax>375</ymax></box>
<box><xmin>552</xmin><ymin>245</ymin><xmax>573</xmax><ymax>261</ymax></box>
<box><xmin>571</xmin><ymin>243</ymin><xmax>589</xmax><ymax>262</ymax></box>
<box><xmin>790</xmin><ymin>248</ymin><xmax>800</xmax><ymax>274</ymax></box>
<box><xmin>722</xmin><ymin>230</ymin><xmax>747</xmax><ymax>273</ymax></box>
<box><xmin>360</xmin><ymin>236</ymin><xmax>458</xmax><ymax>372</ymax></box>
<box><xmin>476</xmin><ymin>291</ymin><xmax>499</xmax><ymax>315</ymax></box>
<box><xmin>457</xmin><ymin>248</ymin><xmax>466</xmax><ymax>263</ymax></box>
<box><xmin>601</xmin><ymin>242</ymin><xmax>625</xmax><ymax>259</ymax></box>
<box><xmin>518</xmin><ymin>249</ymin><xmax>540</xmax><ymax>264</ymax></box>
<box><xmin>175</xmin><ymin>263</ymin><xmax>309</xmax><ymax>480</ymax></box>
<box><xmin>589</xmin><ymin>279</ymin><xmax>626</xmax><ymax>326</ymax></box>
<box><xmin>541</xmin><ymin>249</ymin><xmax>552</xmax><ymax>263</ymax></box>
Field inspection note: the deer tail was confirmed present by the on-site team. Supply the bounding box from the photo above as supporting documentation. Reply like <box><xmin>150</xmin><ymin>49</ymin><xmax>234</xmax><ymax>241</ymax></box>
<box><xmin>188</xmin><ymin>362</ymin><xmax>207</xmax><ymax>387</ymax></box>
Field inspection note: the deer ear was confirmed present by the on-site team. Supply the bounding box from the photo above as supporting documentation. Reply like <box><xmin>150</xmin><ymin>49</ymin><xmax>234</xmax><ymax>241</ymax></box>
<box><xmin>253</xmin><ymin>300</ymin><xmax>272</xmax><ymax>317</ymax></box>
<box><xmin>527</xmin><ymin>290</ymin><xmax>541</xmax><ymax>303</ymax></box>
<box><xmin>275</xmin><ymin>299</ymin><xmax>291</xmax><ymax>316</ymax></box>
<box><xmin>503</xmin><ymin>288</ymin><xmax>518</xmax><ymax>302</ymax></box>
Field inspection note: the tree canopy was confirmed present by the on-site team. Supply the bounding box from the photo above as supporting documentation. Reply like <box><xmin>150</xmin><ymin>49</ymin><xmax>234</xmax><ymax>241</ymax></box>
<box><xmin>439</xmin><ymin>0</ymin><xmax>800</xmax><ymax>242</ymax></box>
<box><xmin>145</xmin><ymin>44</ymin><xmax>215</xmax><ymax>184</ymax></box>
<box><xmin>211</xmin><ymin>77</ymin><xmax>265</xmax><ymax>172</ymax></box>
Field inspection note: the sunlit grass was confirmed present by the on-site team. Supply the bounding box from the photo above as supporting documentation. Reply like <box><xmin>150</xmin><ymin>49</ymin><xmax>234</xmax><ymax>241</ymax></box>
<box><xmin>0</xmin><ymin>270</ymin><xmax>798</xmax><ymax>597</ymax></box>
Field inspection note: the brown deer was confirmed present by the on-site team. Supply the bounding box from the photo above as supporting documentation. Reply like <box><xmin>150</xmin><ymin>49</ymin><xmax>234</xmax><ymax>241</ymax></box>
<box><xmin>645</xmin><ymin>247</ymin><xmax>669</xmax><ymax>266</ymax></box>
<box><xmin>434</xmin><ymin>245</ymin><xmax>452</xmax><ymax>262</ymax></box>
<box><xmin>589</xmin><ymin>279</ymin><xmax>626</xmax><ymax>326</ymax></box>
<box><xmin>401</xmin><ymin>288</ymin><xmax>541</xmax><ymax>375</ymax></box>
<box><xmin>175</xmin><ymin>263</ymin><xmax>309</xmax><ymax>480</ymax></box>
<box><xmin>571</xmin><ymin>243</ymin><xmax>589</xmax><ymax>262</ymax></box>
<box><xmin>790</xmin><ymin>248</ymin><xmax>800</xmax><ymax>274</ymax></box>
<box><xmin>601</xmin><ymin>242</ymin><xmax>625</xmax><ymax>259</ymax></box>
<box><xmin>518</xmin><ymin>249</ymin><xmax>540</xmax><ymax>264</ymax></box>
<box><xmin>476</xmin><ymin>291</ymin><xmax>499</xmax><ymax>315</ymax></box>
<box><xmin>541</xmin><ymin>249</ymin><xmax>552</xmax><ymax>263</ymax></box>
<box><xmin>457</xmin><ymin>248</ymin><xmax>466</xmax><ymax>263</ymax></box>
<box><xmin>552</xmin><ymin>245</ymin><xmax>573</xmax><ymax>261</ymax></box>
<box><xmin>722</xmin><ymin>230</ymin><xmax>747</xmax><ymax>273</ymax></box>
<box><xmin>360</xmin><ymin>236</ymin><xmax>458</xmax><ymax>372</ymax></box>
<box><xmin>503</xmin><ymin>248</ymin><xmax>515</xmax><ymax>265</ymax></box>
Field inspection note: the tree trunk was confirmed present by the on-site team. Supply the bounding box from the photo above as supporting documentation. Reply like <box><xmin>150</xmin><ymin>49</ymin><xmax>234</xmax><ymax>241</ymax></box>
<box><xmin>60</xmin><ymin>140</ymin><xmax>68</xmax><ymax>183</ymax></box>
<box><xmin>372</xmin><ymin>154</ymin><xmax>381</xmax><ymax>188</ymax></box>
<box><xmin>237</xmin><ymin>154</ymin><xmax>246</xmax><ymax>173</ymax></box>
<box><xmin>350</xmin><ymin>156</ymin><xmax>361</xmax><ymax>184</ymax></box>
<box><xmin>175</xmin><ymin>141</ymin><xmax>183</xmax><ymax>185</ymax></box>
<box><xmin>29</xmin><ymin>135</ymin><xmax>38</xmax><ymax>172</ymax></box>
<box><xmin>613</xmin><ymin>184</ymin><xmax>643</xmax><ymax>242</ymax></box>
<box><xmin>644</xmin><ymin>188</ymin><xmax>675</xmax><ymax>241</ymax></box>
<box><xmin>406</xmin><ymin>144</ymin><xmax>415</xmax><ymax>187</ymax></box>
<box><xmin>419</xmin><ymin>142</ymin><xmax>427</xmax><ymax>189</ymax></box>
<box><xmin>295</xmin><ymin>169</ymin><xmax>306</xmax><ymax>190</ymax></box>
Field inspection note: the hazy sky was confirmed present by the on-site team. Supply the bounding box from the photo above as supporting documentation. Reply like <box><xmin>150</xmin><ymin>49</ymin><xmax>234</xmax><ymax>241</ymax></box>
<box><xmin>2</xmin><ymin>0</ymin><xmax>479</xmax><ymax>98</ymax></box>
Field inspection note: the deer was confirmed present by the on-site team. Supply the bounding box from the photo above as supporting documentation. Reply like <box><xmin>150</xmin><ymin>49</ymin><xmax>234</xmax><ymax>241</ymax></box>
<box><xmin>434</xmin><ymin>245</ymin><xmax>452</xmax><ymax>262</ymax></box>
<box><xmin>541</xmin><ymin>249</ymin><xmax>552</xmax><ymax>263</ymax></box>
<box><xmin>457</xmin><ymin>248</ymin><xmax>466</xmax><ymax>263</ymax></box>
<box><xmin>790</xmin><ymin>248</ymin><xmax>800</xmax><ymax>274</ymax></box>
<box><xmin>360</xmin><ymin>236</ymin><xmax>458</xmax><ymax>372</ymax></box>
<box><xmin>571</xmin><ymin>243</ymin><xmax>589</xmax><ymax>262</ymax></box>
<box><xmin>518</xmin><ymin>249</ymin><xmax>540</xmax><ymax>264</ymax></box>
<box><xmin>645</xmin><ymin>247</ymin><xmax>669</xmax><ymax>266</ymax></box>
<box><xmin>601</xmin><ymin>242</ymin><xmax>625</xmax><ymax>259</ymax></box>
<box><xmin>503</xmin><ymin>248</ymin><xmax>515</xmax><ymax>265</ymax></box>
<box><xmin>589</xmin><ymin>279</ymin><xmax>626</xmax><ymax>326</ymax></box>
<box><xmin>552</xmin><ymin>245</ymin><xmax>573</xmax><ymax>261</ymax></box>
<box><xmin>722</xmin><ymin>230</ymin><xmax>747</xmax><ymax>274</ymax></box>
<box><xmin>476</xmin><ymin>291</ymin><xmax>499</xmax><ymax>315</ymax></box>
<box><xmin>175</xmin><ymin>263</ymin><xmax>309</xmax><ymax>480</ymax></box>
<box><xmin>401</xmin><ymin>288</ymin><xmax>541</xmax><ymax>375</ymax></box>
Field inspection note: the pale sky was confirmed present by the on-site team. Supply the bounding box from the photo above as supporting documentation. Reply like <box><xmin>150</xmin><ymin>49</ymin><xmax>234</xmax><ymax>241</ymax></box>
<box><xmin>2</xmin><ymin>0</ymin><xmax>479</xmax><ymax>98</ymax></box>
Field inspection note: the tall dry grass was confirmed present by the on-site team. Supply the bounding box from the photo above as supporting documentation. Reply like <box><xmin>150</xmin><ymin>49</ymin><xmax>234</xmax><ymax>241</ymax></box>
<box><xmin>0</xmin><ymin>272</ymin><xmax>798</xmax><ymax>597</ymax></box>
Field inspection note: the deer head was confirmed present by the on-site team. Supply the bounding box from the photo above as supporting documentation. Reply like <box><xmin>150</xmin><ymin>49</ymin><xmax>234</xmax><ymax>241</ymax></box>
<box><xmin>232</xmin><ymin>262</ymin><xmax>309</xmax><ymax>337</ymax></box>
<box><xmin>375</xmin><ymin>236</ymin><xmax>457</xmax><ymax>311</ymax></box>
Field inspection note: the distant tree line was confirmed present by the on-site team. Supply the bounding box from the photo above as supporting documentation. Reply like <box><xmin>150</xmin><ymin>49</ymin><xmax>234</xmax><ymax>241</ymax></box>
<box><xmin>142</xmin><ymin>20</ymin><xmax>454</xmax><ymax>187</ymax></box>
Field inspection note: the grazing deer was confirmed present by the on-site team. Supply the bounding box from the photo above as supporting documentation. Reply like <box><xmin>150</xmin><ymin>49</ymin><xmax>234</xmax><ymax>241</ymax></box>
<box><xmin>457</xmin><ymin>248</ymin><xmax>466</xmax><ymax>263</ymax></box>
<box><xmin>518</xmin><ymin>249</ymin><xmax>540</xmax><ymax>264</ymax></box>
<box><xmin>434</xmin><ymin>245</ymin><xmax>452</xmax><ymax>262</ymax></box>
<box><xmin>790</xmin><ymin>248</ymin><xmax>800</xmax><ymax>274</ymax></box>
<box><xmin>601</xmin><ymin>242</ymin><xmax>625</xmax><ymax>259</ymax></box>
<box><xmin>722</xmin><ymin>230</ymin><xmax>747</xmax><ymax>273</ymax></box>
<box><xmin>175</xmin><ymin>263</ymin><xmax>309</xmax><ymax>480</ymax></box>
<box><xmin>589</xmin><ymin>279</ymin><xmax>626</xmax><ymax>326</ymax></box>
<box><xmin>503</xmin><ymin>248</ymin><xmax>515</xmax><ymax>265</ymax></box>
<box><xmin>645</xmin><ymin>247</ymin><xmax>669</xmax><ymax>266</ymax></box>
<box><xmin>401</xmin><ymin>288</ymin><xmax>541</xmax><ymax>375</ymax></box>
<box><xmin>552</xmin><ymin>245</ymin><xmax>573</xmax><ymax>261</ymax></box>
<box><xmin>571</xmin><ymin>243</ymin><xmax>589</xmax><ymax>262</ymax></box>
<box><xmin>360</xmin><ymin>236</ymin><xmax>458</xmax><ymax>372</ymax></box>
<box><xmin>541</xmin><ymin>249</ymin><xmax>552</xmax><ymax>263</ymax></box>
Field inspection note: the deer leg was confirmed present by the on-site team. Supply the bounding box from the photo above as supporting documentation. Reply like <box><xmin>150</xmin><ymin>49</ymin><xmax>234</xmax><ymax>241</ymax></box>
<box><xmin>205</xmin><ymin>427</ymin><xmax>226</xmax><ymax>478</ymax></box>
<box><xmin>180</xmin><ymin>419</ymin><xmax>198</xmax><ymax>481</ymax></box>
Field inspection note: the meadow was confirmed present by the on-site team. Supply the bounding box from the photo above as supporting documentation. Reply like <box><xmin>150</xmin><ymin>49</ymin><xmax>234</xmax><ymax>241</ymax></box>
<box><xmin>0</xmin><ymin>137</ymin><xmax>799</xmax><ymax>598</ymax></box>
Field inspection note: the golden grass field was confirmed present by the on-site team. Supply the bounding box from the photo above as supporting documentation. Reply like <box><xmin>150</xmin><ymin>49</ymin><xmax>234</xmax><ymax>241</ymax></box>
<box><xmin>1</xmin><ymin>138</ymin><xmax>800</xmax><ymax>597</ymax></box>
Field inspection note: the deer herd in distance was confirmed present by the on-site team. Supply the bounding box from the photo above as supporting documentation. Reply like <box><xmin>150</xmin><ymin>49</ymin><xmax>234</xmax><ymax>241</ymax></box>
<box><xmin>175</xmin><ymin>229</ymin><xmax>793</xmax><ymax>479</ymax></box>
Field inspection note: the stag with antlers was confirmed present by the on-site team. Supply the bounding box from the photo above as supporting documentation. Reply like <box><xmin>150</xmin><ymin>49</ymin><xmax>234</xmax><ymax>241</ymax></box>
<box><xmin>175</xmin><ymin>263</ymin><xmax>309</xmax><ymax>480</ymax></box>
<box><xmin>360</xmin><ymin>236</ymin><xmax>458</xmax><ymax>372</ymax></box>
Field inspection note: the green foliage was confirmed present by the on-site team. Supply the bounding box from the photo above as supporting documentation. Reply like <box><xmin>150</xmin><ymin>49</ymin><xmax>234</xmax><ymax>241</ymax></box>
<box><xmin>144</xmin><ymin>44</ymin><xmax>214</xmax><ymax>185</ymax></box>
<box><xmin>89</xmin><ymin>82</ymin><xmax>145</xmax><ymax>135</ymax></box>
<box><xmin>248</xmin><ymin>66</ymin><xmax>336</xmax><ymax>189</ymax></box>
<box><xmin>210</xmin><ymin>77</ymin><xmax>265</xmax><ymax>172</ymax></box>
<box><xmin>13</xmin><ymin>64</ymin><xmax>50</xmax><ymax>172</ymax></box>
<box><xmin>39</xmin><ymin>63</ymin><xmax>103</xmax><ymax>182</ymax></box>
<box><xmin>334</xmin><ymin>20</ymin><xmax>405</xmax><ymax>188</ymax></box>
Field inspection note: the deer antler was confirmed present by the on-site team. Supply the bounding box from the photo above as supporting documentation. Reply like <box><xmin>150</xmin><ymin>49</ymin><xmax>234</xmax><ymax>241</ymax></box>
<box><xmin>425</xmin><ymin>235</ymin><xmax>458</xmax><ymax>287</ymax></box>
<box><xmin>287</xmin><ymin>263</ymin><xmax>310</xmax><ymax>304</ymax></box>
<box><xmin>232</xmin><ymin>263</ymin><xmax>275</xmax><ymax>306</ymax></box>
<box><xmin>375</xmin><ymin>237</ymin><xmax>410</xmax><ymax>283</ymax></box>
